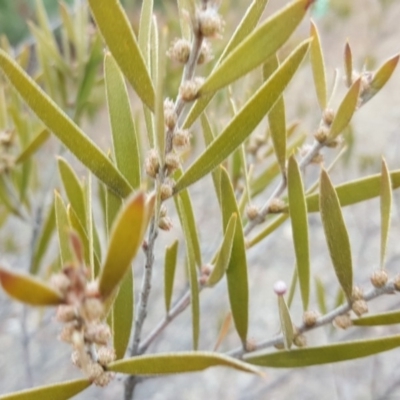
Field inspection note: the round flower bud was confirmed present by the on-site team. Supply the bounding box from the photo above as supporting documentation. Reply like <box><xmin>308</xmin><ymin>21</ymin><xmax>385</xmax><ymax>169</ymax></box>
<box><xmin>71</xmin><ymin>350</ymin><xmax>82</xmax><ymax>368</ymax></box>
<box><xmin>158</xmin><ymin>216</ymin><xmax>173</xmax><ymax>231</ymax></box>
<box><xmin>94</xmin><ymin>371</ymin><xmax>114</xmax><ymax>387</ymax></box>
<box><xmin>352</xmin><ymin>286</ymin><xmax>363</xmax><ymax>301</ymax></box>
<box><xmin>352</xmin><ymin>300</ymin><xmax>368</xmax><ymax>317</ymax></box>
<box><xmin>333</xmin><ymin>313</ymin><xmax>352</xmax><ymax>330</ymax></box>
<box><xmin>293</xmin><ymin>334</ymin><xmax>307</xmax><ymax>348</ymax></box>
<box><xmin>50</xmin><ymin>273</ymin><xmax>71</xmax><ymax>295</ymax></box>
<box><xmin>273</xmin><ymin>280</ymin><xmax>287</xmax><ymax>296</ymax></box>
<box><xmin>303</xmin><ymin>310</ymin><xmax>319</xmax><ymax>327</ymax></box>
<box><xmin>322</xmin><ymin>108</ymin><xmax>335</xmax><ymax>126</ymax></box>
<box><xmin>160</xmin><ymin>182</ymin><xmax>174</xmax><ymax>201</ymax></box>
<box><xmin>179</xmin><ymin>77</ymin><xmax>204</xmax><ymax>102</ymax></box>
<box><xmin>274</xmin><ymin>341</ymin><xmax>285</xmax><ymax>350</ymax></box>
<box><xmin>245</xmin><ymin>338</ymin><xmax>257</xmax><ymax>352</ymax></box>
<box><xmin>165</xmin><ymin>152</ymin><xmax>180</xmax><ymax>175</ymax></box>
<box><xmin>394</xmin><ymin>275</ymin><xmax>400</xmax><ymax>291</ymax></box>
<box><xmin>97</xmin><ymin>346</ymin><xmax>116</xmax><ymax>366</ymax></box>
<box><xmin>173</xmin><ymin>129</ymin><xmax>191</xmax><ymax>150</ymax></box>
<box><xmin>81</xmin><ymin>298</ymin><xmax>104</xmax><ymax>322</ymax></box>
<box><xmin>145</xmin><ymin>149</ymin><xmax>160</xmax><ymax>179</ymax></box>
<box><xmin>87</xmin><ymin>362</ymin><xmax>104</xmax><ymax>382</ymax></box>
<box><xmin>314</xmin><ymin>126</ymin><xmax>329</xmax><ymax>143</ymax></box>
<box><xmin>197</xmin><ymin>8</ymin><xmax>225</xmax><ymax>38</ymax></box>
<box><xmin>85</xmin><ymin>322</ymin><xmax>111</xmax><ymax>345</ymax></box>
<box><xmin>59</xmin><ymin>322</ymin><xmax>77</xmax><ymax>343</ymax></box>
<box><xmin>268</xmin><ymin>198</ymin><xmax>285</xmax><ymax>213</ymax></box>
<box><xmin>164</xmin><ymin>98</ymin><xmax>177</xmax><ymax>129</ymax></box>
<box><xmin>56</xmin><ymin>305</ymin><xmax>77</xmax><ymax>323</ymax></box>
<box><xmin>370</xmin><ymin>269</ymin><xmax>388</xmax><ymax>288</ymax></box>
<box><xmin>197</xmin><ymin>40</ymin><xmax>214</xmax><ymax>64</ymax></box>
<box><xmin>246</xmin><ymin>204</ymin><xmax>259</xmax><ymax>221</ymax></box>
<box><xmin>167</xmin><ymin>38</ymin><xmax>191</xmax><ymax>64</ymax></box>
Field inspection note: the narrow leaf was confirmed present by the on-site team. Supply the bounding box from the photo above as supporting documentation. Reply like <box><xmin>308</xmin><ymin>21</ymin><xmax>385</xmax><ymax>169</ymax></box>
<box><xmin>364</xmin><ymin>54</ymin><xmax>400</xmax><ymax>103</ymax></box>
<box><xmin>353</xmin><ymin>311</ymin><xmax>400</xmax><ymax>326</ymax></box>
<box><xmin>306</xmin><ymin>170</ymin><xmax>400</xmax><ymax>212</ymax></box>
<box><xmin>0</xmin><ymin>379</ymin><xmax>90</xmax><ymax>400</ymax></box>
<box><xmin>380</xmin><ymin>160</ymin><xmax>392</xmax><ymax>268</ymax></box>
<box><xmin>315</xmin><ymin>276</ymin><xmax>328</xmax><ymax>315</ymax></box>
<box><xmin>177</xmin><ymin>196</ymin><xmax>200</xmax><ymax>350</ymax></box>
<box><xmin>0</xmin><ymin>267</ymin><xmax>63</xmax><ymax>306</ymax></box>
<box><xmin>88</xmin><ymin>0</ymin><xmax>155</xmax><ymax>111</ymax></box>
<box><xmin>220</xmin><ymin>168</ymin><xmax>249</xmax><ymax>343</ymax></box>
<box><xmin>175</xmin><ymin>40</ymin><xmax>310</xmax><ymax>193</ymax></box>
<box><xmin>105</xmin><ymin>54</ymin><xmax>141</xmax><ymax>189</ymax></box>
<box><xmin>108</xmin><ymin>352</ymin><xmax>260</xmax><ymax>375</ymax></box>
<box><xmin>344</xmin><ymin>41</ymin><xmax>353</xmax><ymax>87</ymax></box>
<box><xmin>55</xmin><ymin>191</ymin><xmax>74</xmax><ymax>265</ymax></box>
<box><xmin>213</xmin><ymin>312</ymin><xmax>232</xmax><ymax>351</ymax></box>
<box><xmin>278</xmin><ymin>295</ymin><xmax>294</xmax><ymax>350</ymax></box>
<box><xmin>15</xmin><ymin>128</ymin><xmax>50</xmax><ymax>164</ymax></box>
<box><xmin>98</xmin><ymin>192</ymin><xmax>147</xmax><ymax>299</ymax></box>
<box><xmin>199</xmin><ymin>0</ymin><xmax>312</xmax><ymax>95</ymax></box>
<box><xmin>58</xmin><ymin>157</ymin><xmax>86</xmax><ymax>226</ymax></box>
<box><xmin>113</xmin><ymin>266</ymin><xmax>134</xmax><ymax>359</ymax></box>
<box><xmin>164</xmin><ymin>240</ymin><xmax>178</xmax><ymax>313</ymax></box>
<box><xmin>183</xmin><ymin>0</ymin><xmax>269</xmax><ymax>128</ymax></box>
<box><xmin>310</xmin><ymin>20</ymin><xmax>327</xmax><ymax>109</ymax></box>
<box><xmin>328</xmin><ymin>78</ymin><xmax>361</xmax><ymax>141</ymax></box>
<box><xmin>246</xmin><ymin>335</ymin><xmax>400</xmax><ymax>367</ymax></box>
<box><xmin>207</xmin><ymin>213</ymin><xmax>237</xmax><ymax>287</ymax></box>
<box><xmin>264</xmin><ymin>56</ymin><xmax>287</xmax><ymax>174</ymax></box>
<box><xmin>0</xmin><ymin>49</ymin><xmax>132</xmax><ymax>198</ymax></box>
<box><xmin>287</xmin><ymin>156</ymin><xmax>310</xmax><ymax>310</ymax></box>
<box><xmin>319</xmin><ymin>169</ymin><xmax>353</xmax><ymax>299</ymax></box>
<box><xmin>138</xmin><ymin>0</ymin><xmax>154</xmax><ymax>64</ymax></box>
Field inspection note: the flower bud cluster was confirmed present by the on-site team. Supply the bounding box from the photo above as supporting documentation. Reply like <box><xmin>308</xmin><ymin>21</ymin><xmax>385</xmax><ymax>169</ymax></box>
<box><xmin>196</xmin><ymin>6</ymin><xmax>225</xmax><ymax>38</ymax></box>
<box><xmin>51</xmin><ymin>266</ymin><xmax>115</xmax><ymax>386</ymax></box>
<box><xmin>179</xmin><ymin>77</ymin><xmax>204</xmax><ymax>102</ymax></box>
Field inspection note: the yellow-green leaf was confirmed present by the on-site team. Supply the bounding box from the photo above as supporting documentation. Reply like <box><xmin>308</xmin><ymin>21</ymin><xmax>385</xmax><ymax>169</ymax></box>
<box><xmin>199</xmin><ymin>0</ymin><xmax>312</xmax><ymax>95</ymax></box>
<box><xmin>315</xmin><ymin>276</ymin><xmax>327</xmax><ymax>315</ymax></box>
<box><xmin>164</xmin><ymin>240</ymin><xmax>178</xmax><ymax>313</ymax></box>
<box><xmin>138</xmin><ymin>0</ymin><xmax>154</xmax><ymax>65</ymax></box>
<box><xmin>176</xmin><ymin>196</ymin><xmax>200</xmax><ymax>350</ymax></box>
<box><xmin>88</xmin><ymin>0</ymin><xmax>155</xmax><ymax>111</ymax></box>
<box><xmin>183</xmin><ymin>0</ymin><xmax>269</xmax><ymax>128</ymax></box>
<box><xmin>353</xmin><ymin>311</ymin><xmax>400</xmax><ymax>326</ymax></box>
<box><xmin>15</xmin><ymin>128</ymin><xmax>50</xmax><ymax>164</ymax></box>
<box><xmin>220</xmin><ymin>168</ymin><xmax>248</xmax><ymax>343</ymax></box>
<box><xmin>264</xmin><ymin>55</ymin><xmax>287</xmax><ymax>174</ymax></box>
<box><xmin>58</xmin><ymin>157</ymin><xmax>86</xmax><ymax>226</ymax></box>
<box><xmin>328</xmin><ymin>78</ymin><xmax>361</xmax><ymax>141</ymax></box>
<box><xmin>108</xmin><ymin>352</ymin><xmax>260</xmax><ymax>375</ymax></box>
<box><xmin>277</xmin><ymin>294</ymin><xmax>294</xmax><ymax>350</ymax></box>
<box><xmin>55</xmin><ymin>191</ymin><xmax>74</xmax><ymax>265</ymax></box>
<box><xmin>113</xmin><ymin>266</ymin><xmax>134</xmax><ymax>359</ymax></box>
<box><xmin>175</xmin><ymin>40</ymin><xmax>310</xmax><ymax>193</ymax></box>
<box><xmin>288</xmin><ymin>156</ymin><xmax>310</xmax><ymax>310</ymax></box>
<box><xmin>380</xmin><ymin>158</ymin><xmax>392</xmax><ymax>268</ymax></box>
<box><xmin>310</xmin><ymin>20</ymin><xmax>327</xmax><ymax>110</ymax></box>
<box><xmin>0</xmin><ymin>267</ymin><xmax>63</xmax><ymax>306</ymax></box>
<box><xmin>0</xmin><ymin>378</ymin><xmax>90</xmax><ymax>400</ymax></box>
<box><xmin>246</xmin><ymin>335</ymin><xmax>400</xmax><ymax>367</ymax></box>
<box><xmin>98</xmin><ymin>192</ymin><xmax>147</xmax><ymax>299</ymax></box>
<box><xmin>319</xmin><ymin>169</ymin><xmax>353</xmax><ymax>300</ymax></box>
<box><xmin>306</xmin><ymin>170</ymin><xmax>400</xmax><ymax>212</ymax></box>
<box><xmin>344</xmin><ymin>41</ymin><xmax>353</xmax><ymax>87</ymax></box>
<box><xmin>105</xmin><ymin>54</ymin><xmax>141</xmax><ymax>189</ymax></box>
<box><xmin>0</xmin><ymin>49</ymin><xmax>132</xmax><ymax>198</ymax></box>
<box><xmin>363</xmin><ymin>54</ymin><xmax>400</xmax><ymax>104</ymax></box>
<box><xmin>207</xmin><ymin>213</ymin><xmax>237</xmax><ymax>287</ymax></box>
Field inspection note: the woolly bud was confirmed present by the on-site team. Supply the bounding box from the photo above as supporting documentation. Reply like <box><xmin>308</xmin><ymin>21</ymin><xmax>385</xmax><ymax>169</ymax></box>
<box><xmin>164</xmin><ymin>98</ymin><xmax>177</xmax><ymax>129</ymax></box>
<box><xmin>303</xmin><ymin>310</ymin><xmax>319</xmax><ymax>327</ymax></box>
<box><xmin>173</xmin><ymin>129</ymin><xmax>191</xmax><ymax>150</ymax></box>
<box><xmin>160</xmin><ymin>182</ymin><xmax>174</xmax><ymax>201</ymax></box>
<box><xmin>197</xmin><ymin>40</ymin><xmax>214</xmax><ymax>64</ymax></box>
<box><xmin>145</xmin><ymin>149</ymin><xmax>160</xmax><ymax>178</ymax></box>
<box><xmin>93</xmin><ymin>371</ymin><xmax>114</xmax><ymax>387</ymax></box>
<box><xmin>85</xmin><ymin>323</ymin><xmax>111</xmax><ymax>345</ymax></box>
<box><xmin>394</xmin><ymin>275</ymin><xmax>400</xmax><ymax>291</ymax></box>
<box><xmin>158</xmin><ymin>216</ymin><xmax>173</xmax><ymax>231</ymax></box>
<box><xmin>179</xmin><ymin>77</ymin><xmax>204</xmax><ymax>102</ymax></box>
<box><xmin>85</xmin><ymin>280</ymin><xmax>100</xmax><ymax>298</ymax></box>
<box><xmin>197</xmin><ymin>8</ymin><xmax>225</xmax><ymax>38</ymax></box>
<box><xmin>273</xmin><ymin>280</ymin><xmax>287</xmax><ymax>296</ymax></box>
<box><xmin>81</xmin><ymin>298</ymin><xmax>104</xmax><ymax>322</ymax></box>
<box><xmin>314</xmin><ymin>126</ymin><xmax>330</xmax><ymax>143</ymax></box>
<box><xmin>246</xmin><ymin>204</ymin><xmax>259</xmax><ymax>221</ymax></box>
<box><xmin>325</xmin><ymin>137</ymin><xmax>342</xmax><ymax>148</ymax></box>
<box><xmin>87</xmin><ymin>362</ymin><xmax>104</xmax><ymax>382</ymax></box>
<box><xmin>245</xmin><ymin>338</ymin><xmax>257</xmax><ymax>352</ymax></box>
<box><xmin>322</xmin><ymin>108</ymin><xmax>335</xmax><ymax>126</ymax></box>
<box><xmin>71</xmin><ymin>350</ymin><xmax>82</xmax><ymax>368</ymax></box>
<box><xmin>97</xmin><ymin>346</ymin><xmax>116</xmax><ymax>366</ymax></box>
<box><xmin>50</xmin><ymin>273</ymin><xmax>71</xmax><ymax>295</ymax></box>
<box><xmin>293</xmin><ymin>334</ymin><xmax>307</xmax><ymax>348</ymax></box>
<box><xmin>352</xmin><ymin>300</ymin><xmax>368</xmax><ymax>317</ymax></box>
<box><xmin>59</xmin><ymin>322</ymin><xmax>77</xmax><ymax>343</ymax></box>
<box><xmin>268</xmin><ymin>198</ymin><xmax>285</xmax><ymax>213</ymax></box>
<box><xmin>370</xmin><ymin>270</ymin><xmax>388</xmax><ymax>288</ymax></box>
<box><xmin>352</xmin><ymin>286</ymin><xmax>363</xmax><ymax>301</ymax></box>
<box><xmin>165</xmin><ymin>152</ymin><xmax>181</xmax><ymax>175</ymax></box>
<box><xmin>56</xmin><ymin>305</ymin><xmax>77</xmax><ymax>323</ymax></box>
<box><xmin>167</xmin><ymin>38</ymin><xmax>191</xmax><ymax>64</ymax></box>
<box><xmin>333</xmin><ymin>313</ymin><xmax>352</xmax><ymax>329</ymax></box>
